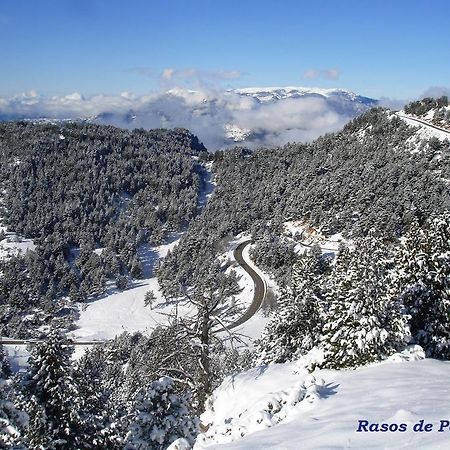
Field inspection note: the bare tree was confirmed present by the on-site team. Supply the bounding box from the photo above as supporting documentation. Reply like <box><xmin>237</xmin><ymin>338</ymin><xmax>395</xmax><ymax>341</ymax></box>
<box><xmin>163</xmin><ymin>260</ymin><xmax>244</xmax><ymax>411</ymax></box>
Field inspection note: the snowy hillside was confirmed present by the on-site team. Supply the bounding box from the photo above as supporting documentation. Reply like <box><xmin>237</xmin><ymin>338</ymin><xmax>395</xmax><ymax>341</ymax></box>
<box><xmin>401</xmin><ymin>96</ymin><xmax>450</xmax><ymax>132</ymax></box>
<box><xmin>69</xmin><ymin>234</ymin><xmax>185</xmax><ymax>341</ymax></box>
<box><xmin>395</xmin><ymin>111</ymin><xmax>450</xmax><ymax>143</ymax></box>
<box><xmin>0</xmin><ymin>194</ymin><xmax>35</xmax><ymax>260</ymax></box>
<box><xmin>196</xmin><ymin>355</ymin><xmax>450</xmax><ymax>450</ymax></box>
<box><xmin>2</xmin><ymin>100</ymin><xmax>450</xmax><ymax>449</ymax></box>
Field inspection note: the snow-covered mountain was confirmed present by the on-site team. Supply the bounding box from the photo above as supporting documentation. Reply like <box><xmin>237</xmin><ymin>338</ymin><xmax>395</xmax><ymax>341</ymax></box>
<box><xmin>0</xmin><ymin>87</ymin><xmax>378</xmax><ymax>149</ymax></box>
<box><xmin>221</xmin><ymin>87</ymin><xmax>377</xmax><ymax>144</ymax></box>
<box><xmin>234</xmin><ymin>86</ymin><xmax>375</xmax><ymax>106</ymax></box>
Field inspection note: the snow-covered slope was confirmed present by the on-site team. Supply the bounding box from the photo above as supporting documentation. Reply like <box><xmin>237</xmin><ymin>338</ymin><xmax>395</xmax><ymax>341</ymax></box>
<box><xmin>196</xmin><ymin>355</ymin><xmax>450</xmax><ymax>449</ymax></box>
<box><xmin>69</xmin><ymin>234</ymin><xmax>186</xmax><ymax>341</ymax></box>
<box><xmin>0</xmin><ymin>196</ymin><xmax>35</xmax><ymax>260</ymax></box>
<box><xmin>396</xmin><ymin>111</ymin><xmax>450</xmax><ymax>142</ymax></box>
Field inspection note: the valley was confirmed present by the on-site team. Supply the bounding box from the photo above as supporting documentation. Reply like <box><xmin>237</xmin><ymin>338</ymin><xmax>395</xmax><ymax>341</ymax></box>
<box><xmin>1</xmin><ymin>95</ymin><xmax>450</xmax><ymax>449</ymax></box>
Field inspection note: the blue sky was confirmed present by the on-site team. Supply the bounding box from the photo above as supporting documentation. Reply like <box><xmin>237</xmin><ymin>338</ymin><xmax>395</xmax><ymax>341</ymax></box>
<box><xmin>0</xmin><ymin>0</ymin><xmax>449</xmax><ymax>99</ymax></box>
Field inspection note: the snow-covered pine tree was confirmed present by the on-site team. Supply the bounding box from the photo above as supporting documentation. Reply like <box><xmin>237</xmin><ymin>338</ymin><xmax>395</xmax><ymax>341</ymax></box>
<box><xmin>22</xmin><ymin>329</ymin><xmax>85</xmax><ymax>449</ymax></box>
<box><xmin>0</xmin><ymin>345</ymin><xmax>11</xmax><ymax>379</ymax></box>
<box><xmin>0</xmin><ymin>382</ymin><xmax>28</xmax><ymax>449</ymax></box>
<box><xmin>74</xmin><ymin>345</ymin><xmax>125</xmax><ymax>449</ymax></box>
<box><xmin>124</xmin><ymin>377</ymin><xmax>199</xmax><ymax>450</ymax></box>
<box><xmin>0</xmin><ymin>345</ymin><xmax>28</xmax><ymax>449</ymax></box>
<box><xmin>255</xmin><ymin>246</ymin><xmax>328</xmax><ymax>364</ymax></box>
<box><xmin>144</xmin><ymin>290</ymin><xmax>156</xmax><ymax>308</ymax></box>
<box><xmin>130</xmin><ymin>256</ymin><xmax>143</xmax><ymax>279</ymax></box>
<box><xmin>398</xmin><ymin>214</ymin><xmax>450</xmax><ymax>358</ymax></box>
<box><xmin>320</xmin><ymin>234</ymin><xmax>409</xmax><ymax>369</ymax></box>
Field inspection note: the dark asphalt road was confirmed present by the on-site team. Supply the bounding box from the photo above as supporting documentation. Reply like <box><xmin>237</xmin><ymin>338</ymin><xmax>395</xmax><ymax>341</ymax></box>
<box><xmin>1</xmin><ymin>240</ymin><xmax>268</xmax><ymax>344</ymax></box>
<box><xmin>396</xmin><ymin>113</ymin><xmax>450</xmax><ymax>135</ymax></box>
<box><xmin>229</xmin><ymin>240</ymin><xmax>267</xmax><ymax>329</ymax></box>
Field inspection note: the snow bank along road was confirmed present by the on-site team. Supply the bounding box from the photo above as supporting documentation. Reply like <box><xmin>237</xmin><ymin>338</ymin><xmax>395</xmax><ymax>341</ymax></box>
<box><xmin>0</xmin><ymin>241</ymin><xmax>268</xmax><ymax>345</ymax></box>
<box><xmin>395</xmin><ymin>112</ymin><xmax>450</xmax><ymax>135</ymax></box>
<box><xmin>229</xmin><ymin>240</ymin><xmax>267</xmax><ymax>329</ymax></box>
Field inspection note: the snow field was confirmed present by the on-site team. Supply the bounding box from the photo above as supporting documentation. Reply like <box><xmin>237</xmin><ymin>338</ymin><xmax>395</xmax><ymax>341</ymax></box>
<box><xmin>0</xmin><ymin>225</ymin><xmax>36</xmax><ymax>261</ymax></box>
<box><xmin>70</xmin><ymin>231</ymin><xmax>271</xmax><ymax>343</ymax></box>
<box><xmin>196</xmin><ymin>360</ymin><xmax>325</xmax><ymax>448</ymax></box>
<box><xmin>283</xmin><ymin>220</ymin><xmax>346</xmax><ymax>254</ymax></box>
<box><xmin>196</xmin><ymin>352</ymin><xmax>450</xmax><ymax>449</ymax></box>
<box><xmin>69</xmin><ymin>232</ymin><xmax>190</xmax><ymax>341</ymax></box>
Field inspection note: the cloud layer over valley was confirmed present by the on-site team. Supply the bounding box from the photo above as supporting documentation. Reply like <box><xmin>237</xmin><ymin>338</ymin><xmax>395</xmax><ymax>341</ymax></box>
<box><xmin>0</xmin><ymin>86</ymin><xmax>377</xmax><ymax>150</ymax></box>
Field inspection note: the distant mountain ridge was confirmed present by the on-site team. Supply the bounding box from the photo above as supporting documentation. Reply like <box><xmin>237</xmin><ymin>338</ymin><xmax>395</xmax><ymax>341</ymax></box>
<box><xmin>0</xmin><ymin>87</ymin><xmax>378</xmax><ymax>149</ymax></box>
<box><xmin>234</xmin><ymin>86</ymin><xmax>376</xmax><ymax>106</ymax></box>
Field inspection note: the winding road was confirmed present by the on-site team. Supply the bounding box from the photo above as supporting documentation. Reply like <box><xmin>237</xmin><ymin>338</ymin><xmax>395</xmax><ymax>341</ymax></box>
<box><xmin>395</xmin><ymin>113</ymin><xmax>450</xmax><ymax>136</ymax></box>
<box><xmin>0</xmin><ymin>240</ymin><xmax>268</xmax><ymax>345</ymax></box>
<box><xmin>229</xmin><ymin>240</ymin><xmax>267</xmax><ymax>329</ymax></box>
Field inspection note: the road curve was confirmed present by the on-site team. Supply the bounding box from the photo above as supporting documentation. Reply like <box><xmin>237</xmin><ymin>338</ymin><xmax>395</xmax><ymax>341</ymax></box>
<box><xmin>1</xmin><ymin>241</ymin><xmax>267</xmax><ymax>344</ymax></box>
<box><xmin>229</xmin><ymin>240</ymin><xmax>267</xmax><ymax>329</ymax></box>
<box><xmin>395</xmin><ymin>113</ymin><xmax>450</xmax><ymax>136</ymax></box>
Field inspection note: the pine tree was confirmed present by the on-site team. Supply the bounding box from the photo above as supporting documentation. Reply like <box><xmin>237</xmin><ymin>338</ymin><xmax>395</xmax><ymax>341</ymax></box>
<box><xmin>130</xmin><ymin>256</ymin><xmax>143</xmax><ymax>279</ymax></box>
<box><xmin>74</xmin><ymin>346</ymin><xmax>124</xmax><ymax>449</ymax></box>
<box><xmin>0</xmin><ymin>344</ymin><xmax>27</xmax><ymax>448</ymax></box>
<box><xmin>0</xmin><ymin>345</ymin><xmax>11</xmax><ymax>379</ymax></box>
<box><xmin>164</xmin><ymin>260</ymin><xmax>242</xmax><ymax>411</ymax></box>
<box><xmin>398</xmin><ymin>214</ymin><xmax>450</xmax><ymax>358</ymax></box>
<box><xmin>22</xmin><ymin>329</ymin><xmax>85</xmax><ymax>449</ymax></box>
<box><xmin>144</xmin><ymin>290</ymin><xmax>157</xmax><ymax>309</ymax></box>
<box><xmin>0</xmin><ymin>382</ymin><xmax>27</xmax><ymax>449</ymax></box>
<box><xmin>124</xmin><ymin>377</ymin><xmax>199</xmax><ymax>450</ymax></box>
<box><xmin>320</xmin><ymin>236</ymin><xmax>409</xmax><ymax>369</ymax></box>
<box><xmin>116</xmin><ymin>275</ymin><xmax>129</xmax><ymax>290</ymax></box>
<box><xmin>255</xmin><ymin>248</ymin><xmax>327</xmax><ymax>364</ymax></box>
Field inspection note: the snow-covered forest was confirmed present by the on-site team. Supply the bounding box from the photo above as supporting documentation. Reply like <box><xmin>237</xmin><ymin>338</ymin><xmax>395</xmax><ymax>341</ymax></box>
<box><xmin>1</xmin><ymin>96</ymin><xmax>450</xmax><ymax>448</ymax></box>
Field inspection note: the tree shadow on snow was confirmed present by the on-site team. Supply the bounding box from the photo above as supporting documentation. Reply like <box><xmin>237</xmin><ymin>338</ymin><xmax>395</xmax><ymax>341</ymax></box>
<box><xmin>138</xmin><ymin>244</ymin><xmax>159</xmax><ymax>278</ymax></box>
<box><xmin>320</xmin><ymin>382</ymin><xmax>339</xmax><ymax>399</ymax></box>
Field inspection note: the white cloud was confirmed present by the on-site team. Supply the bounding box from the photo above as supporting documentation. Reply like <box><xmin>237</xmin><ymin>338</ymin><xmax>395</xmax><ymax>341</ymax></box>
<box><xmin>158</xmin><ymin>68</ymin><xmax>243</xmax><ymax>90</ymax></box>
<box><xmin>302</xmin><ymin>68</ymin><xmax>341</xmax><ymax>80</ymax></box>
<box><xmin>377</xmin><ymin>97</ymin><xmax>407</xmax><ymax>110</ymax></box>
<box><xmin>161</xmin><ymin>68</ymin><xmax>175</xmax><ymax>80</ymax></box>
<box><xmin>421</xmin><ymin>86</ymin><xmax>450</xmax><ymax>99</ymax></box>
<box><xmin>302</xmin><ymin>70</ymin><xmax>320</xmax><ymax>80</ymax></box>
<box><xmin>0</xmin><ymin>86</ymin><xmax>370</xmax><ymax>150</ymax></box>
<box><xmin>233</xmin><ymin>96</ymin><xmax>350</xmax><ymax>146</ymax></box>
<box><xmin>133</xmin><ymin>67</ymin><xmax>243</xmax><ymax>89</ymax></box>
<box><xmin>323</xmin><ymin>68</ymin><xmax>340</xmax><ymax>80</ymax></box>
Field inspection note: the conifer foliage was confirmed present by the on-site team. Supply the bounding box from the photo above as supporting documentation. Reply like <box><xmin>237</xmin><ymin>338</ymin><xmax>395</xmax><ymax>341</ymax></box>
<box><xmin>398</xmin><ymin>214</ymin><xmax>450</xmax><ymax>359</ymax></box>
<box><xmin>124</xmin><ymin>376</ymin><xmax>199</xmax><ymax>450</ymax></box>
<box><xmin>256</xmin><ymin>246</ymin><xmax>327</xmax><ymax>364</ymax></box>
<box><xmin>320</xmin><ymin>235</ymin><xmax>409</xmax><ymax>368</ymax></box>
<box><xmin>255</xmin><ymin>235</ymin><xmax>412</xmax><ymax>369</ymax></box>
<box><xmin>0</xmin><ymin>384</ymin><xmax>27</xmax><ymax>449</ymax></box>
<box><xmin>0</xmin><ymin>345</ymin><xmax>27</xmax><ymax>449</ymax></box>
<box><xmin>0</xmin><ymin>122</ymin><xmax>207</xmax><ymax>337</ymax></box>
<box><xmin>22</xmin><ymin>329</ymin><xmax>84</xmax><ymax>449</ymax></box>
